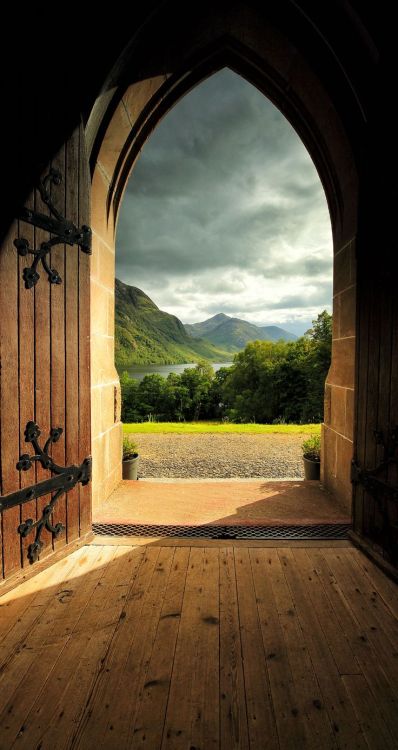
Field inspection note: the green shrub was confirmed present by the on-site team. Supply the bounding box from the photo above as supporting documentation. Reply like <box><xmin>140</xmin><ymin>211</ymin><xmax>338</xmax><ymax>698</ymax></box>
<box><xmin>122</xmin><ymin>435</ymin><xmax>138</xmax><ymax>459</ymax></box>
<box><xmin>302</xmin><ymin>434</ymin><xmax>321</xmax><ymax>461</ymax></box>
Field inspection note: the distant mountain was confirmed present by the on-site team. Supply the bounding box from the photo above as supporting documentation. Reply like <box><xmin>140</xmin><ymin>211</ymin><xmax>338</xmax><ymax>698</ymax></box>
<box><xmin>185</xmin><ymin>313</ymin><xmax>230</xmax><ymax>338</ymax></box>
<box><xmin>184</xmin><ymin>314</ymin><xmax>297</xmax><ymax>351</ymax></box>
<box><xmin>258</xmin><ymin>325</ymin><xmax>297</xmax><ymax>341</ymax></box>
<box><xmin>115</xmin><ymin>280</ymin><xmax>231</xmax><ymax>367</ymax></box>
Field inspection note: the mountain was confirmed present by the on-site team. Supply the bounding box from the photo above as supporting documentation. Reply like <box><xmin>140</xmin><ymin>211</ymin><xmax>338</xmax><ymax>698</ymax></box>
<box><xmin>184</xmin><ymin>313</ymin><xmax>230</xmax><ymax>338</ymax></box>
<box><xmin>115</xmin><ymin>280</ymin><xmax>231</xmax><ymax>367</ymax></box>
<box><xmin>184</xmin><ymin>314</ymin><xmax>297</xmax><ymax>351</ymax></box>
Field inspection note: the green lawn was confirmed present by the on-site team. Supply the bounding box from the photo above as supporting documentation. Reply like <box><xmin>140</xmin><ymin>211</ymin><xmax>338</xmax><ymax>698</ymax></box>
<box><xmin>123</xmin><ymin>422</ymin><xmax>321</xmax><ymax>435</ymax></box>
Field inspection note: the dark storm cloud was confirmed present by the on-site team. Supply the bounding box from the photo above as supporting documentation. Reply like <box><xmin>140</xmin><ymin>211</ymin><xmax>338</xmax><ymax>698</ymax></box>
<box><xmin>116</xmin><ymin>69</ymin><xmax>332</xmax><ymax>333</ymax></box>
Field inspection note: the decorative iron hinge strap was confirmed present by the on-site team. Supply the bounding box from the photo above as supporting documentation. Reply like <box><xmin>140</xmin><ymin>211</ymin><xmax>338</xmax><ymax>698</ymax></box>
<box><xmin>14</xmin><ymin>168</ymin><xmax>92</xmax><ymax>289</ymax></box>
<box><xmin>0</xmin><ymin>421</ymin><xmax>91</xmax><ymax>564</ymax></box>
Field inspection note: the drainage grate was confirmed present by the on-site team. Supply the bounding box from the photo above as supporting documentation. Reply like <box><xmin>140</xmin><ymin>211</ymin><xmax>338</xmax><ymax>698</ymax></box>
<box><xmin>92</xmin><ymin>522</ymin><xmax>351</xmax><ymax>540</ymax></box>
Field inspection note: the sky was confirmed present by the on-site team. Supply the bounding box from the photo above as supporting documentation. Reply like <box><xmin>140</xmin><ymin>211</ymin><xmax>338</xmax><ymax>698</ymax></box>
<box><xmin>116</xmin><ymin>68</ymin><xmax>332</xmax><ymax>336</ymax></box>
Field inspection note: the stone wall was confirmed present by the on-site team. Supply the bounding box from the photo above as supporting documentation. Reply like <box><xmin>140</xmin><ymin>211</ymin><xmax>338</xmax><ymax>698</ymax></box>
<box><xmin>322</xmin><ymin>239</ymin><xmax>356</xmax><ymax>512</ymax></box>
<box><xmin>90</xmin><ymin>163</ymin><xmax>122</xmax><ymax>511</ymax></box>
<box><xmin>88</xmin><ymin>11</ymin><xmax>358</xmax><ymax>512</ymax></box>
<box><xmin>89</xmin><ymin>80</ymin><xmax>167</xmax><ymax>509</ymax></box>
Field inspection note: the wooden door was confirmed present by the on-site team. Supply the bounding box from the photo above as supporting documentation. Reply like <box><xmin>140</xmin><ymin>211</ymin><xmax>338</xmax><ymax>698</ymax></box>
<box><xmin>0</xmin><ymin>123</ymin><xmax>91</xmax><ymax>583</ymax></box>
<box><xmin>353</xmin><ymin>224</ymin><xmax>398</xmax><ymax>568</ymax></box>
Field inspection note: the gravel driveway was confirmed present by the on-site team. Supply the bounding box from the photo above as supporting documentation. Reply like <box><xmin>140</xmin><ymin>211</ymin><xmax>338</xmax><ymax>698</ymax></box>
<box><xmin>127</xmin><ymin>433</ymin><xmax>310</xmax><ymax>479</ymax></box>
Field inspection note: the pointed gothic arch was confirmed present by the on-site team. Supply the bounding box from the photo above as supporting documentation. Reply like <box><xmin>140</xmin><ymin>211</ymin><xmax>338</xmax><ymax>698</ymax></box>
<box><xmin>89</xmin><ymin>25</ymin><xmax>357</xmax><ymax>515</ymax></box>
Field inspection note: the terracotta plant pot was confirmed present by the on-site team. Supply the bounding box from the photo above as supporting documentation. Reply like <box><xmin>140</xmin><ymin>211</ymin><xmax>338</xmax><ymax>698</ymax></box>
<box><xmin>303</xmin><ymin>455</ymin><xmax>320</xmax><ymax>480</ymax></box>
<box><xmin>122</xmin><ymin>453</ymin><xmax>139</xmax><ymax>480</ymax></box>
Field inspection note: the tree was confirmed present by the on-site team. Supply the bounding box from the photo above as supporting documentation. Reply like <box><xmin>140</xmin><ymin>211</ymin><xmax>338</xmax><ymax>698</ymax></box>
<box><xmin>138</xmin><ymin>374</ymin><xmax>168</xmax><ymax>419</ymax></box>
<box><xmin>179</xmin><ymin>361</ymin><xmax>214</xmax><ymax>420</ymax></box>
<box><xmin>119</xmin><ymin>371</ymin><xmax>141</xmax><ymax>422</ymax></box>
<box><xmin>119</xmin><ymin>311</ymin><xmax>333</xmax><ymax>424</ymax></box>
<box><xmin>305</xmin><ymin>309</ymin><xmax>332</xmax><ymax>344</ymax></box>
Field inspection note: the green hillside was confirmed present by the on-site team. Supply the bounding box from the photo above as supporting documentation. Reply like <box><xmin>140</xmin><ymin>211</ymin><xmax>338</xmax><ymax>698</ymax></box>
<box><xmin>115</xmin><ymin>279</ymin><xmax>231</xmax><ymax>367</ymax></box>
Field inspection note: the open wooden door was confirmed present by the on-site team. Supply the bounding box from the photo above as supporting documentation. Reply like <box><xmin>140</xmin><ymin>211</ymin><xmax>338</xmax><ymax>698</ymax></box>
<box><xmin>0</xmin><ymin>122</ymin><xmax>92</xmax><ymax>586</ymax></box>
<box><xmin>353</xmin><ymin>238</ymin><xmax>398</xmax><ymax>570</ymax></box>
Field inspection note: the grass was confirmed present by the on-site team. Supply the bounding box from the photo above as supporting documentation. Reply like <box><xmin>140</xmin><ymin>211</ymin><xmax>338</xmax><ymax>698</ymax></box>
<box><xmin>123</xmin><ymin>422</ymin><xmax>321</xmax><ymax>435</ymax></box>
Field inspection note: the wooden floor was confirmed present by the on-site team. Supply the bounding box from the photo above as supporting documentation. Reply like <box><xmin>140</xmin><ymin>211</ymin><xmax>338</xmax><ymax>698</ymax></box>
<box><xmin>0</xmin><ymin>541</ymin><xmax>398</xmax><ymax>749</ymax></box>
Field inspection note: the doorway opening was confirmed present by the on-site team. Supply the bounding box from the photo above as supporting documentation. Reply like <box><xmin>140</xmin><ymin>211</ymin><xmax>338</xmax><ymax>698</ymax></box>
<box><xmin>92</xmin><ymin>68</ymin><xmax>351</xmax><ymax>536</ymax></box>
<box><xmin>89</xmin><ymin>37</ymin><xmax>357</xmax><ymax>535</ymax></box>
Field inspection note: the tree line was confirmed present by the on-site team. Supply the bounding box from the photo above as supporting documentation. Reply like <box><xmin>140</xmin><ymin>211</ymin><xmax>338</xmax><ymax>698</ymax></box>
<box><xmin>120</xmin><ymin>311</ymin><xmax>332</xmax><ymax>424</ymax></box>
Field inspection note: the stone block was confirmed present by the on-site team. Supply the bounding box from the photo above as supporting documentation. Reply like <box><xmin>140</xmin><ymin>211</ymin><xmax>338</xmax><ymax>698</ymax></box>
<box><xmin>330</xmin><ymin>385</ymin><xmax>346</xmax><ymax>436</ymax></box>
<box><xmin>97</xmin><ymin>101</ymin><xmax>132</xmax><ymax>183</ymax></box>
<box><xmin>333</xmin><ymin>239</ymin><xmax>356</xmax><ymax>294</ymax></box>
<box><xmin>108</xmin><ymin>293</ymin><xmax>115</xmax><ymax>337</ymax></box>
<box><xmin>91</xmin><ymin>167</ymin><xmax>113</xmax><ymax>247</ymax></box>
<box><xmin>335</xmin><ymin>433</ymin><xmax>354</xmax><ymax>512</ymax></box>
<box><xmin>91</xmin><ymin>333</ymin><xmax>117</xmax><ymax>387</ymax></box>
<box><xmin>123</xmin><ymin>77</ymin><xmax>166</xmax><ymax>125</ymax></box>
<box><xmin>109</xmin><ymin>422</ymin><xmax>122</xmax><ymax>466</ymax></box>
<box><xmin>91</xmin><ymin>385</ymin><xmax>102</xmax><ymax>442</ymax></box>
<box><xmin>91</xmin><ymin>278</ymin><xmax>108</xmax><ymax>336</ymax></box>
<box><xmin>328</xmin><ymin>337</ymin><xmax>355</xmax><ymax>389</ymax></box>
<box><xmin>345</xmin><ymin>388</ymin><xmax>355</xmax><ymax>441</ymax></box>
<box><xmin>324</xmin><ymin>383</ymin><xmax>332</xmax><ymax>426</ymax></box>
<box><xmin>98</xmin><ymin>243</ymin><xmax>115</xmax><ymax>292</ymax></box>
<box><xmin>323</xmin><ymin>424</ymin><xmax>337</xmax><ymax>482</ymax></box>
<box><xmin>339</xmin><ymin>285</ymin><xmax>356</xmax><ymax>338</ymax></box>
<box><xmin>101</xmin><ymin>384</ymin><xmax>116</xmax><ymax>434</ymax></box>
<box><xmin>92</xmin><ymin>434</ymin><xmax>107</xmax><ymax>487</ymax></box>
<box><xmin>332</xmin><ymin>293</ymin><xmax>341</xmax><ymax>339</ymax></box>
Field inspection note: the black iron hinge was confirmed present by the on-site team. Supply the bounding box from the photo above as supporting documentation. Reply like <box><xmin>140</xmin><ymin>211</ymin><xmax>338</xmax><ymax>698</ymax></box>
<box><xmin>14</xmin><ymin>168</ymin><xmax>92</xmax><ymax>289</ymax></box>
<box><xmin>0</xmin><ymin>421</ymin><xmax>91</xmax><ymax>564</ymax></box>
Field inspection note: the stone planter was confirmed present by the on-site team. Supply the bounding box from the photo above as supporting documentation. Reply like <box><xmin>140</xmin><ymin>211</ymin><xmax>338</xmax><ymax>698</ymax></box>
<box><xmin>122</xmin><ymin>454</ymin><xmax>139</xmax><ymax>480</ymax></box>
<box><xmin>303</xmin><ymin>455</ymin><xmax>320</xmax><ymax>480</ymax></box>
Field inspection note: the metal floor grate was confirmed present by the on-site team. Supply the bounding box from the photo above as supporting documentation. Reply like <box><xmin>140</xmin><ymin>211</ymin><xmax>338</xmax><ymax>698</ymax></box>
<box><xmin>92</xmin><ymin>522</ymin><xmax>351</xmax><ymax>540</ymax></box>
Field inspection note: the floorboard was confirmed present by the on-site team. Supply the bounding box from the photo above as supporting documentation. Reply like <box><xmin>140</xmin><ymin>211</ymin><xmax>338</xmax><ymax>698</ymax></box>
<box><xmin>0</xmin><ymin>541</ymin><xmax>397</xmax><ymax>749</ymax></box>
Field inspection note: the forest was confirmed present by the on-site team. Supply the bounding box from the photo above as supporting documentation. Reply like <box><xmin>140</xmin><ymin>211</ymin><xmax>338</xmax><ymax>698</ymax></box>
<box><xmin>120</xmin><ymin>311</ymin><xmax>332</xmax><ymax>424</ymax></box>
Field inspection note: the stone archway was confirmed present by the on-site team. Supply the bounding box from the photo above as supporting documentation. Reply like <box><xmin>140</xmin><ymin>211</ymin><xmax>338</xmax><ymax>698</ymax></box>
<box><xmin>87</xmin><ymin>11</ymin><xmax>358</xmax><ymax>514</ymax></box>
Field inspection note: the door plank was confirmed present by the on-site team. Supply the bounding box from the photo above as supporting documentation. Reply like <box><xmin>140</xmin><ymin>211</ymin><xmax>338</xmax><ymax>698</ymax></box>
<box><xmin>50</xmin><ymin>146</ymin><xmax>67</xmax><ymax>551</ymax></box>
<box><xmin>78</xmin><ymin>121</ymin><xmax>91</xmax><ymax>535</ymax></box>
<box><xmin>65</xmin><ymin>128</ymin><xmax>80</xmax><ymax>543</ymax></box>
<box><xmin>0</xmin><ymin>222</ymin><xmax>22</xmax><ymax>577</ymax></box>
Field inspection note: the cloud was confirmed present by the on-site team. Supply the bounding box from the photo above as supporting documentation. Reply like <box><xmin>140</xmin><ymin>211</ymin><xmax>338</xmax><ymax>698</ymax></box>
<box><xmin>116</xmin><ymin>68</ymin><xmax>332</xmax><ymax>335</ymax></box>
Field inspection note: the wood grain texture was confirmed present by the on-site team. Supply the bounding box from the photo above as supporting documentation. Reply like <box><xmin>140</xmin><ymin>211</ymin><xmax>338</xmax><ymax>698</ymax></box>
<box><xmin>0</xmin><ymin>541</ymin><xmax>397</xmax><ymax>749</ymax></box>
<box><xmin>1</xmin><ymin>123</ymin><xmax>92</xmax><ymax>582</ymax></box>
<box><xmin>50</xmin><ymin>146</ymin><xmax>67</xmax><ymax>551</ymax></box>
<box><xmin>78</xmin><ymin>121</ymin><xmax>92</xmax><ymax>536</ymax></box>
<box><xmin>0</xmin><ymin>222</ymin><xmax>22</xmax><ymax>577</ymax></box>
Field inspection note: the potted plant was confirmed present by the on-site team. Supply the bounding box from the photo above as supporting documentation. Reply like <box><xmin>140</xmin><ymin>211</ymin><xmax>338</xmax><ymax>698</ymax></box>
<box><xmin>302</xmin><ymin>434</ymin><xmax>321</xmax><ymax>480</ymax></box>
<box><xmin>122</xmin><ymin>435</ymin><xmax>139</xmax><ymax>480</ymax></box>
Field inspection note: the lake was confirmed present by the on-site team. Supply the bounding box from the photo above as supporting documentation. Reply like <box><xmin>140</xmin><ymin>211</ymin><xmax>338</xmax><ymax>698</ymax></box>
<box><xmin>120</xmin><ymin>362</ymin><xmax>234</xmax><ymax>381</ymax></box>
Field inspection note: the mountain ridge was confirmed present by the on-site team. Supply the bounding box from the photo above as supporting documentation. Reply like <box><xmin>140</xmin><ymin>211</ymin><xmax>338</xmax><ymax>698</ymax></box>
<box><xmin>184</xmin><ymin>313</ymin><xmax>297</xmax><ymax>350</ymax></box>
<box><xmin>115</xmin><ymin>279</ymin><xmax>231</xmax><ymax>367</ymax></box>
<box><xmin>115</xmin><ymin>279</ymin><xmax>297</xmax><ymax>368</ymax></box>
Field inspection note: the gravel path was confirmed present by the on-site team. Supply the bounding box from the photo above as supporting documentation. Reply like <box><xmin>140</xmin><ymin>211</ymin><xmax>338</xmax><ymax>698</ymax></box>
<box><xmin>127</xmin><ymin>433</ymin><xmax>310</xmax><ymax>479</ymax></box>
